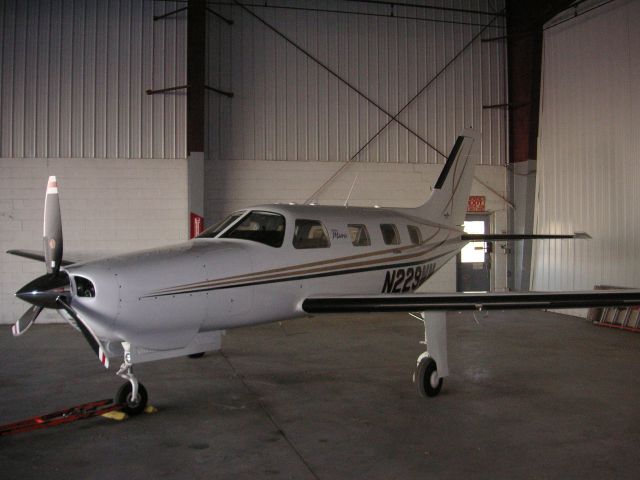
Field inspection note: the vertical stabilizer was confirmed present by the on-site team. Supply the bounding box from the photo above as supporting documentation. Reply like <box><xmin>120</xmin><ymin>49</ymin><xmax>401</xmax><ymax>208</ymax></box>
<box><xmin>412</xmin><ymin>130</ymin><xmax>479</xmax><ymax>227</ymax></box>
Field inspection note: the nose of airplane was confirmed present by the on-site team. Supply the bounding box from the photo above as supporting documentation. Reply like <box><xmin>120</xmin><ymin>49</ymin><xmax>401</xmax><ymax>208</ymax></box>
<box><xmin>63</xmin><ymin>264</ymin><xmax>120</xmax><ymax>335</ymax></box>
<box><xmin>15</xmin><ymin>271</ymin><xmax>71</xmax><ymax>309</ymax></box>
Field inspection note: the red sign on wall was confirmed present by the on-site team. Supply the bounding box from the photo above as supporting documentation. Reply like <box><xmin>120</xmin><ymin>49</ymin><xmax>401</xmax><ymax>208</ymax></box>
<box><xmin>467</xmin><ymin>196</ymin><xmax>486</xmax><ymax>212</ymax></box>
<box><xmin>190</xmin><ymin>212</ymin><xmax>204</xmax><ymax>239</ymax></box>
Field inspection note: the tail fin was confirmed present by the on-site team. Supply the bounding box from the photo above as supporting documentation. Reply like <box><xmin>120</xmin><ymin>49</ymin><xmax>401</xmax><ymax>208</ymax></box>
<box><xmin>412</xmin><ymin>129</ymin><xmax>479</xmax><ymax>227</ymax></box>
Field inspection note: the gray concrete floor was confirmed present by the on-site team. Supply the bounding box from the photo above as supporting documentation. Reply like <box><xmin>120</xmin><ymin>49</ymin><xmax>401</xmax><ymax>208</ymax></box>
<box><xmin>1</xmin><ymin>310</ymin><xmax>639</xmax><ymax>480</ymax></box>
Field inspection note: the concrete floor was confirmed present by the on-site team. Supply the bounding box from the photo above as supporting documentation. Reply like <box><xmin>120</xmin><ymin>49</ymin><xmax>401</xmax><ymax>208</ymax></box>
<box><xmin>1</xmin><ymin>310</ymin><xmax>639</xmax><ymax>479</ymax></box>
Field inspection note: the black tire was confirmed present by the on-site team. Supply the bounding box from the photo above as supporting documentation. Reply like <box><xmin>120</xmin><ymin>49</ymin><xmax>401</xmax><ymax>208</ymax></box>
<box><xmin>116</xmin><ymin>382</ymin><xmax>148</xmax><ymax>416</ymax></box>
<box><xmin>414</xmin><ymin>357</ymin><xmax>443</xmax><ymax>398</ymax></box>
<box><xmin>188</xmin><ymin>352</ymin><xmax>205</xmax><ymax>359</ymax></box>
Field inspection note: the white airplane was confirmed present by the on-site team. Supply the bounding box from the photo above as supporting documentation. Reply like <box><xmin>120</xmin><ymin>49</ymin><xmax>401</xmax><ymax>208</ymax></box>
<box><xmin>8</xmin><ymin>130</ymin><xmax>640</xmax><ymax>415</ymax></box>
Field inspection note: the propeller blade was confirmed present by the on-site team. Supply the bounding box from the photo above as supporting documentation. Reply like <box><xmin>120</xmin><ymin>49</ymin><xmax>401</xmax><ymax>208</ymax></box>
<box><xmin>12</xmin><ymin>305</ymin><xmax>44</xmax><ymax>337</ymax></box>
<box><xmin>6</xmin><ymin>249</ymin><xmax>75</xmax><ymax>266</ymax></box>
<box><xmin>56</xmin><ymin>298</ymin><xmax>109</xmax><ymax>369</ymax></box>
<box><xmin>43</xmin><ymin>176</ymin><xmax>63</xmax><ymax>276</ymax></box>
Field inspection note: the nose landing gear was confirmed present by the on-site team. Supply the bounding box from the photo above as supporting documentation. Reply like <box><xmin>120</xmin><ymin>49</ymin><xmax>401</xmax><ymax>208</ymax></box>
<box><xmin>115</xmin><ymin>342</ymin><xmax>148</xmax><ymax>415</ymax></box>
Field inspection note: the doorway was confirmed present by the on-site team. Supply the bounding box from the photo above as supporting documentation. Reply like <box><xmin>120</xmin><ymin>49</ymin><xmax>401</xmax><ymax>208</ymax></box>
<box><xmin>456</xmin><ymin>215</ymin><xmax>491</xmax><ymax>292</ymax></box>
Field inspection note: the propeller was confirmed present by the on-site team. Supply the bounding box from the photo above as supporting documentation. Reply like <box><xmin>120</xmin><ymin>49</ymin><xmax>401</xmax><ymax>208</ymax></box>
<box><xmin>12</xmin><ymin>176</ymin><xmax>69</xmax><ymax>336</ymax></box>
<box><xmin>12</xmin><ymin>305</ymin><xmax>43</xmax><ymax>336</ymax></box>
<box><xmin>12</xmin><ymin>176</ymin><xmax>109</xmax><ymax>369</ymax></box>
<box><xmin>43</xmin><ymin>176</ymin><xmax>63</xmax><ymax>275</ymax></box>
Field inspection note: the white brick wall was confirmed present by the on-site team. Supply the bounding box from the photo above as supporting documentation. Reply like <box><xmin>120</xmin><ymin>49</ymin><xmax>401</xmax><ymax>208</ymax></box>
<box><xmin>205</xmin><ymin>160</ymin><xmax>508</xmax><ymax>293</ymax></box>
<box><xmin>0</xmin><ymin>158</ymin><xmax>188</xmax><ymax>324</ymax></box>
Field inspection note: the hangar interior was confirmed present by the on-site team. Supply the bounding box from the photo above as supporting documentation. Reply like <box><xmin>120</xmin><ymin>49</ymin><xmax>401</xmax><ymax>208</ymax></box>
<box><xmin>1</xmin><ymin>0</ymin><xmax>640</xmax><ymax>478</ymax></box>
<box><xmin>3</xmin><ymin>0</ymin><xmax>639</xmax><ymax>326</ymax></box>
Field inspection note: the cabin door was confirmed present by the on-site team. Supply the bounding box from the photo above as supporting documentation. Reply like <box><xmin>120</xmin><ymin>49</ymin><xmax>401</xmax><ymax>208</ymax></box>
<box><xmin>456</xmin><ymin>215</ymin><xmax>491</xmax><ymax>292</ymax></box>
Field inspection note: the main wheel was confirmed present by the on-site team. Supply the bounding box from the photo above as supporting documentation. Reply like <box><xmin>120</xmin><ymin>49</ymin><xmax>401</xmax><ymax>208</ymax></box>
<box><xmin>414</xmin><ymin>357</ymin><xmax>443</xmax><ymax>398</ymax></box>
<box><xmin>116</xmin><ymin>382</ymin><xmax>148</xmax><ymax>416</ymax></box>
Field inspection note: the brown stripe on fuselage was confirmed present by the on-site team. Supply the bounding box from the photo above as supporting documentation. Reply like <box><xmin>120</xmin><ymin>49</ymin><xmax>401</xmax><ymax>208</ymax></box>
<box><xmin>151</xmin><ymin>225</ymin><xmax>451</xmax><ymax>294</ymax></box>
<box><xmin>148</xmin><ymin>234</ymin><xmax>464</xmax><ymax>297</ymax></box>
<box><xmin>151</xmin><ymin>227</ymin><xmax>449</xmax><ymax>295</ymax></box>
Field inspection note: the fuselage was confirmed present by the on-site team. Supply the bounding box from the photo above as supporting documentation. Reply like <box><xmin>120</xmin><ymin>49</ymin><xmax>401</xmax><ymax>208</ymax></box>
<box><xmin>63</xmin><ymin>204</ymin><xmax>465</xmax><ymax>352</ymax></box>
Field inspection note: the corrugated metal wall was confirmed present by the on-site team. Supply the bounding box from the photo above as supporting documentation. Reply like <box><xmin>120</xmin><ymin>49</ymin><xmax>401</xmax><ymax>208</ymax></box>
<box><xmin>206</xmin><ymin>0</ymin><xmax>507</xmax><ymax>165</ymax></box>
<box><xmin>532</xmin><ymin>0</ymin><xmax>640</xmax><ymax>313</ymax></box>
<box><xmin>0</xmin><ymin>0</ymin><xmax>187</xmax><ymax>159</ymax></box>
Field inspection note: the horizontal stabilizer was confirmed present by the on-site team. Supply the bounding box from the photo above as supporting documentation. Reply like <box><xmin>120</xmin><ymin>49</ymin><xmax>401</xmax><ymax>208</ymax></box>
<box><xmin>461</xmin><ymin>232</ymin><xmax>591</xmax><ymax>241</ymax></box>
<box><xmin>302</xmin><ymin>289</ymin><xmax>640</xmax><ymax>314</ymax></box>
<box><xmin>7</xmin><ymin>249</ymin><xmax>76</xmax><ymax>266</ymax></box>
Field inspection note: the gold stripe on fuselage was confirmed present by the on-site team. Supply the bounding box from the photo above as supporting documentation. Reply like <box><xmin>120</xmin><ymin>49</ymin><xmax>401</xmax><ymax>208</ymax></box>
<box><xmin>146</xmin><ymin>233</ymin><xmax>463</xmax><ymax>297</ymax></box>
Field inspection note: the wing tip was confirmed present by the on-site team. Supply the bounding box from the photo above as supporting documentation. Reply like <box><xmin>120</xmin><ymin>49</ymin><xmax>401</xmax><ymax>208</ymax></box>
<box><xmin>574</xmin><ymin>232</ymin><xmax>592</xmax><ymax>239</ymax></box>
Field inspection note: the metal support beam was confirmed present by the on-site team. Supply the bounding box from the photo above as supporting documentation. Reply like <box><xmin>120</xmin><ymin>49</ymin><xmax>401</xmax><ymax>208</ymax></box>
<box><xmin>483</xmin><ymin>103</ymin><xmax>510</xmax><ymax>109</ymax></box>
<box><xmin>155</xmin><ymin>5</ymin><xmax>233</xmax><ymax>26</ymax></box>
<box><xmin>146</xmin><ymin>85</ymin><xmax>188</xmax><ymax>95</ymax></box>
<box><xmin>154</xmin><ymin>6</ymin><xmax>188</xmax><ymax>21</ymax></box>
<box><xmin>187</xmin><ymin>0</ymin><xmax>206</xmax><ymax>155</ymax></box>
<box><xmin>506</xmin><ymin>0</ymin><xmax>574</xmax><ymax>164</ymax></box>
<box><xmin>146</xmin><ymin>84</ymin><xmax>233</xmax><ymax>99</ymax></box>
<box><xmin>340</xmin><ymin>0</ymin><xmax>504</xmax><ymax>16</ymax></box>
<box><xmin>505</xmin><ymin>0</ymin><xmax>575</xmax><ymax>291</ymax></box>
<box><xmin>204</xmin><ymin>85</ymin><xmax>234</xmax><ymax>98</ymax></box>
<box><xmin>206</xmin><ymin>7</ymin><xmax>234</xmax><ymax>25</ymax></box>
<box><xmin>482</xmin><ymin>35</ymin><xmax>507</xmax><ymax>42</ymax></box>
<box><xmin>233</xmin><ymin>0</ymin><xmax>442</xmax><ymax>159</ymax></box>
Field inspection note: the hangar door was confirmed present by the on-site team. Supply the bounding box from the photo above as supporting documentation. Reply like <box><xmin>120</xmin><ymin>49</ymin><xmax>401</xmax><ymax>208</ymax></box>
<box><xmin>456</xmin><ymin>216</ymin><xmax>491</xmax><ymax>292</ymax></box>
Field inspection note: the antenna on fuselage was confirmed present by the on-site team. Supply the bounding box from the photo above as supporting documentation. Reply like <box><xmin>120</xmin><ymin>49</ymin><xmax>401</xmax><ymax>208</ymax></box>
<box><xmin>344</xmin><ymin>174</ymin><xmax>359</xmax><ymax>207</ymax></box>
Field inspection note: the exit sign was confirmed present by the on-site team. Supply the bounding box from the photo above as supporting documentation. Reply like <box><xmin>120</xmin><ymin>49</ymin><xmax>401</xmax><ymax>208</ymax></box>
<box><xmin>467</xmin><ymin>196</ymin><xmax>486</xmax><ymax>212</ymax></box>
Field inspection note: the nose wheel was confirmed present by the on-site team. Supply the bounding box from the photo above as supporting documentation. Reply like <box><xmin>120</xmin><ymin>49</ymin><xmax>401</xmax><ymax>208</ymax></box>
<box><xmin>115</xmin><ymin>342</ymin><xmax>148</xmax><ymax>415</ymax></box>
<box><xmin>116</xmin><ymin>381</ymin><xmax>148</xmax><ymax>415</ymax></box>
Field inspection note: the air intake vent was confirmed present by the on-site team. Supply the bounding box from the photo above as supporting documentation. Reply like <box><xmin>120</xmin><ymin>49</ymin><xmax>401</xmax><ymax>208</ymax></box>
<box><xmin>75</xmin><ymin>276</ymin><xmax>95</xmax><ymax>298</ymax></box>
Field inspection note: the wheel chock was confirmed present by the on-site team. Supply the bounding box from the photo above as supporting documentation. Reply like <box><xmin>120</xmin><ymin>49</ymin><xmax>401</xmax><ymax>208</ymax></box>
<box><xmin>144</xmin><ymin>405</ymin><xmax>158</xmax><ymax>414</ymax></box>
<box><xmin>101</xmin><ymin>410</ymin><xmax>128</xmax><ymax>421</ymax></box>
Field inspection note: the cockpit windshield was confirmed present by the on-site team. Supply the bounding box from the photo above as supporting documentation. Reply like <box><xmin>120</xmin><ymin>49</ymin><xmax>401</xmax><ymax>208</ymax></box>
<box><xmin>220</xmin><ymin>211</ymin><xmax>286</xmax><ymax>247</ymax></box>
<box><xmin>198</xmin><ymin>212</ymin><xmax>245</xmax><ymax>238</ymax></box>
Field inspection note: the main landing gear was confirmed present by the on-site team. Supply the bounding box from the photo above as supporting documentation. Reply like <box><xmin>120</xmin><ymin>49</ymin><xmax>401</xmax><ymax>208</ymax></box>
<box><xmin>413</xmin><ymin>311</ymin><xmax>448</xmax><ymax>398</ymax></box>
<box><xmin>115</xmin><ymin>342</ymin><xmax>148</xmax><ymax>415</ymax></box>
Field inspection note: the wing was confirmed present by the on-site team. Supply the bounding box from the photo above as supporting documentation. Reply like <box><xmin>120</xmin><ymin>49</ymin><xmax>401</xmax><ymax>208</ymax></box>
<box><xmin>460</xmin><ymin>232</ymin><xmax>591</xmax><ymax>241</ymax></box>
<box><xmin>7</xmin><ymin>249</ymin><xmax>77</xmax><ymax>266</ymax></box>
<box><xmin>302</xmin><ymin>290</ymin><xmax>640</xmax><ymax>314</ymax></box>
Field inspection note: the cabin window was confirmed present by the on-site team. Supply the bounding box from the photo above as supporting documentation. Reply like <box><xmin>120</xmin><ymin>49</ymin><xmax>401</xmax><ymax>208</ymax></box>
<box><xmin>348</xmin><ymin>224</ymin><xmax>371</xmax><ymax>246</ymax></box>
<box><xmin>198</xmin><ymin>211</ymin><xmax>245</xmax><ymax>238</ymax></box>
<box><xmin>293</xmin><ymin>219</ymin><xmax>331</xmax><ymax>249</ymax></box>
<box><xmin>407</xmin><ymin>225</ymin><xmax>422</xmax><ymax>245</ymax></box>
<box><xmin>380</xmin><ymin>224</ymin><xmax>400</xmax><ymax>245</ymax></box>
<box><xmin>221</xmin><ymin>211</ymin><xmax>285</xmax><ymax>247</ymax></box>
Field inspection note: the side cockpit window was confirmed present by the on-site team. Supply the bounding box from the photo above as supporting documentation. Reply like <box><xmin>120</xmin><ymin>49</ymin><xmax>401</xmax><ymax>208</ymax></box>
<box><xmin>293</xmin><ymin>219</ymin><xmax>331</xmax><ymax>249</ymax></box>
<box><xmin>407</xmin><ymin>225</ymin><xmax>422</xmax><ymax>245</ymax></box>
<box><xmin>380</xmin><ymin>224</ymin><xmax>400</xmax><ymax>245</ymax></box>
<box><xmin>348</xmin><ymin>224</ymin><xmax>371</xmax><ymax>246</ymax></box>
<box><xmin>221</xmin><ymin>211</ymin><xmax>286</xmax><ymax>247</ymax></box>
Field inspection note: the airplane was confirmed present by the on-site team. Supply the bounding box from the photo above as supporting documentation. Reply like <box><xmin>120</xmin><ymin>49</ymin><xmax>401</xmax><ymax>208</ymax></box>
<box><xmin>8</xmin><ymin>129</ymin><xmax>640</xmax><ymax>415</ymax></box>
